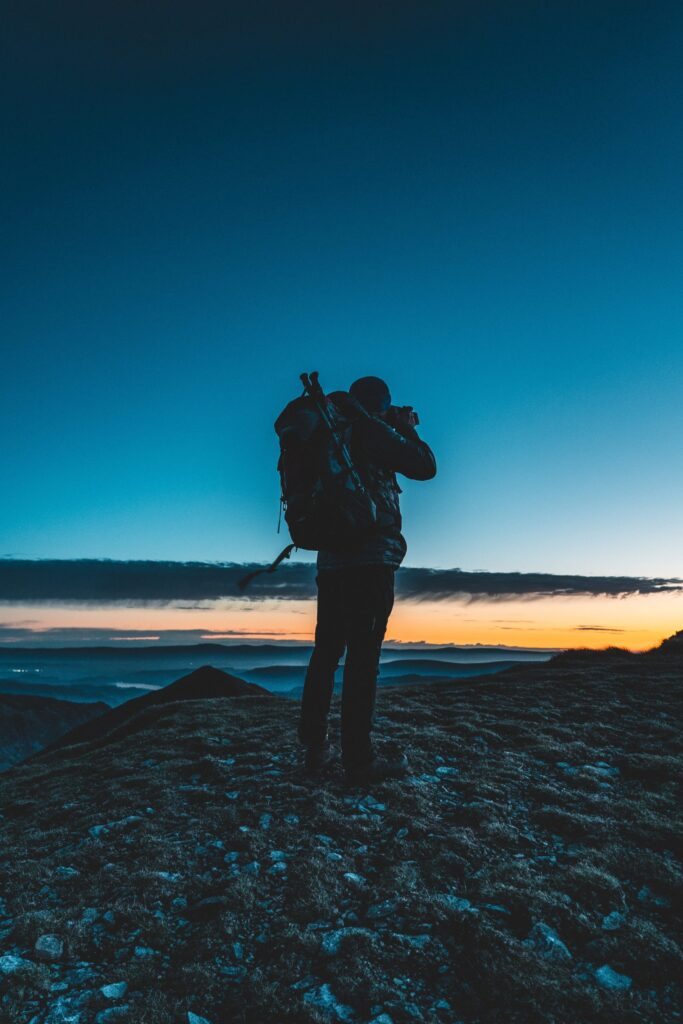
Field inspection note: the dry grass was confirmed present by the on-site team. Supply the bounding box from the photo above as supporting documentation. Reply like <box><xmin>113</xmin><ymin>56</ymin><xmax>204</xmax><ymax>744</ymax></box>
<box><xmin>0</xmin><ymin>651</ymin><xmax>681</xmax><ymax>1023</ymax></box>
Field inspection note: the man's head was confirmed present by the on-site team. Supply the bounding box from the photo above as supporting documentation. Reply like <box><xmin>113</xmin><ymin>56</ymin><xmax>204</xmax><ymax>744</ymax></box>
<box><xmin>349</xmin><ymin>376</ymin><xmax>392</xmax><ymax>418</ymax></box>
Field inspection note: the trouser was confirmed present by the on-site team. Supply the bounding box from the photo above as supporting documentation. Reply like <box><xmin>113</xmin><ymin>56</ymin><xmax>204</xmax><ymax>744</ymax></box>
<box><xmin>297</xmin><ymin>563</ymin><xmax>396</xmax><ymax>770</ymax></box>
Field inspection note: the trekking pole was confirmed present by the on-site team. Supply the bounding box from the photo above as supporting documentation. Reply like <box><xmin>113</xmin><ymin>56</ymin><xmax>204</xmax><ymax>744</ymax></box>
<box><xmin>300</xmin><ymin>371</ymin><xmax>370</xmax><ymax>498</ymax></box>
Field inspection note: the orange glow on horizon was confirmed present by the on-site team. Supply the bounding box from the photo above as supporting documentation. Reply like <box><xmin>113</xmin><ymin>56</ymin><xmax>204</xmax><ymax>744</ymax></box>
<box><xmin>1</xmin><ymin>590</ymin><xmax>682</xmax><ymax>650</ymax></box>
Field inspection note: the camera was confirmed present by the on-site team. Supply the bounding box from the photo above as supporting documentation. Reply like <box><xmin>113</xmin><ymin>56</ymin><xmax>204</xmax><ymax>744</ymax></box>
<box><xmin>386</xmin><ymin>405</ymin><xmax>420</xmax><ymax>429</ymax></box>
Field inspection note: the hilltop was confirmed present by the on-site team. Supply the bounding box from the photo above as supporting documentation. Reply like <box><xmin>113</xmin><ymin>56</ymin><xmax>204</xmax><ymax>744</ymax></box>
<box><xmin>35</xmin><ymin>666</ymin><xmax>269</xmax><ymax>756</ymax></box>
<box><xmin>0</xmin><ymin>646</ymin><xmax>680</xmax><ymax>1023</ymax></box>
<box><xmin>654</xmin><ymin>629</ymin><xmax>683</xmax><ymax>654</ymax></box>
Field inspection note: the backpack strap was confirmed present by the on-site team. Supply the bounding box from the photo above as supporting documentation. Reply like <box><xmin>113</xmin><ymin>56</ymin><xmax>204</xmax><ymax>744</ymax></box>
<box><xmin>300</xmin><ymin>372</ymin><xmax>373</xmax><ymax>503</ymax></box>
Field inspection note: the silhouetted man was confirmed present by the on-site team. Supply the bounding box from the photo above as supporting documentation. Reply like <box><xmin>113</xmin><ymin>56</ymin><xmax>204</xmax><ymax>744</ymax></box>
<box><xmin>298</xmin><ymin>376</ymin><xmax>437</xmax><ymax>783</ymax></box>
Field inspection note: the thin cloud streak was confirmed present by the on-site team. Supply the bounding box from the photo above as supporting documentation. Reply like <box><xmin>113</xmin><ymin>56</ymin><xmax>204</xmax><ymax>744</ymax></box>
<box><xmin>0</xmin><ymin>626</ymin><xmax>309</xmax><ymax>646</ymax></box>
<box><xmin>1</xmin><ymin>558</ymin><xmax>681</xmax><ymax>605</ymax></box>
<box><xmin>573</xmin><ymin>625</ymin><xmax>626</xmax><ymax>633</ymax></box>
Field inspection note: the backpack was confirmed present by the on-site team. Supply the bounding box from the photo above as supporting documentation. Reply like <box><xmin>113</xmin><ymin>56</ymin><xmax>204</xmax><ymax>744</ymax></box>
<box><xmin>237</xmin><ymin>371</ymin><xmax>377</xmax><ymax>592</ymax></box>
<box><xmin>275</xmin><ymin>371</ymin><xmax>377</xmax><ymax>550</ymax></box>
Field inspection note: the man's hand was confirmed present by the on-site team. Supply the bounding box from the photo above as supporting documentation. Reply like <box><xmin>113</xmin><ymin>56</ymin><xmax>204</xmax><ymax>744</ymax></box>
<box><xmin>386</xmin><ymin>405</ymin><xmax>419</xmax><ymax>430</ymax></box>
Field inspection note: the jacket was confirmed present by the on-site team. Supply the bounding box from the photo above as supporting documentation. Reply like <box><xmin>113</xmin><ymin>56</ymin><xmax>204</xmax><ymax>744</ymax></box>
<box><xmin>316</xmin><ymin>391</ymin><xmax>437</xmax><ymax>570</ymax></box>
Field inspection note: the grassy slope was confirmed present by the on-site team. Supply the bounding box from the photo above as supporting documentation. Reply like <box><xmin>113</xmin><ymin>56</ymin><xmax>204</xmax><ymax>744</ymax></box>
<box><xmin>0</xmin><ymin>654</ymin><xmax>681</xmax><ymax>1024</ymax></box>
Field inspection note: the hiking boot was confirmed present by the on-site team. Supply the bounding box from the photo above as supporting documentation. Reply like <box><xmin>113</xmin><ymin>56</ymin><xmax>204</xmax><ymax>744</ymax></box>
<box><xmin>304</xmin><ymin>740</ymin><xmax>338</xmax><ymax>774</ymax></box>
<box><xmin>344</xmin><ymin>753</ymin><xmax>409</xmax><ymax>786</ymax></box>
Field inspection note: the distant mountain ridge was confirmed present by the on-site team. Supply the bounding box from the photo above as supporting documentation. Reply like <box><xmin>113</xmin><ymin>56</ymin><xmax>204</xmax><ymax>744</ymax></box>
<box><xmin>0</xmin><ymin>642</ymin><xmax>557</xmax><ymax>709</ymax></box>
<box><xmin>247</xmin><ymin>658</ymin><xmax>520</xmax><ymax>680</ymax></box>
<box><xmin>0</xmin><ymin>641</ymin><xmax>558</xmax><ymax>659</ymax></box>
<box><xmin>0</xmin><ymin>694</ymin><xmax>109</xmax><ymax>772</ymax></box>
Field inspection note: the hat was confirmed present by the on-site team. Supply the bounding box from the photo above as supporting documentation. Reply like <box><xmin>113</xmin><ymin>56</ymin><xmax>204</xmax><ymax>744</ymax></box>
<box><xmin>349</xmin><ymin>376</ymin><xmax>392</xmax><ymax>415</ymax></box>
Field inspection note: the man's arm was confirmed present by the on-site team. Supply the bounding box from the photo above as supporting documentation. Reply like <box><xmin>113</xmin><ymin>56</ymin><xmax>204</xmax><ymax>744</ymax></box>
<box><xmin>359</xmin><ymin>414</ymin><xmax>437</xmax><ymax>480</ymax></box>
<box><xmin>328</xmin><ymin>390</ymin><xmax>437</xmax><ymax>480</ymax></box>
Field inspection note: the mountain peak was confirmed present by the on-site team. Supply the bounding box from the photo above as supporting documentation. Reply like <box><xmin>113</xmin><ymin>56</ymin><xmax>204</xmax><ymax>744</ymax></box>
<box><xmin>35</xmin><ymin>665</ymin><xmax>272</xmax><ymax>758</ymax></box>
<box><xmin>162</xmin><ymin>665</ymin><xmax>270</xmax><ymax>700</ymax></box>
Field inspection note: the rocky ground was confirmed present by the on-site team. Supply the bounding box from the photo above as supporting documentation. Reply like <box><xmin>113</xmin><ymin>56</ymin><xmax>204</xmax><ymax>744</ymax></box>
<box><xmin>0</xmin><ymin>649</ymin><xmax>681</xmax><ymax>1023</ymax></box>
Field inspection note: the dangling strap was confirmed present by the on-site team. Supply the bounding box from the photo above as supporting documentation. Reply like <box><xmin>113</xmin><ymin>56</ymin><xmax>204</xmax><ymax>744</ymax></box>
<box><xmin>237</xmin><ymin>543</ymin><xmax>296</xmax><ymax>592</ymax></box>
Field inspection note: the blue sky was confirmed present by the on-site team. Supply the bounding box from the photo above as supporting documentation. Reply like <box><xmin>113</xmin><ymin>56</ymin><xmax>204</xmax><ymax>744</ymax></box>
<box><xmin>2</xmin><ymin>1</ymin><xmax>682</xmax><ymax>580</ymax></box>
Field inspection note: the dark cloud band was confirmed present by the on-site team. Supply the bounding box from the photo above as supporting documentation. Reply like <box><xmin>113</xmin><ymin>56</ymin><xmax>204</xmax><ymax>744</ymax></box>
<box><xmin>0</xmin><ymin>558</ymin><xmax>680</xmax><ymax>605</ymax></box>
<box><xmin>394</xmin><ymin>569</ymin><xmax>683</xmax><ymax>601</ymax></box>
